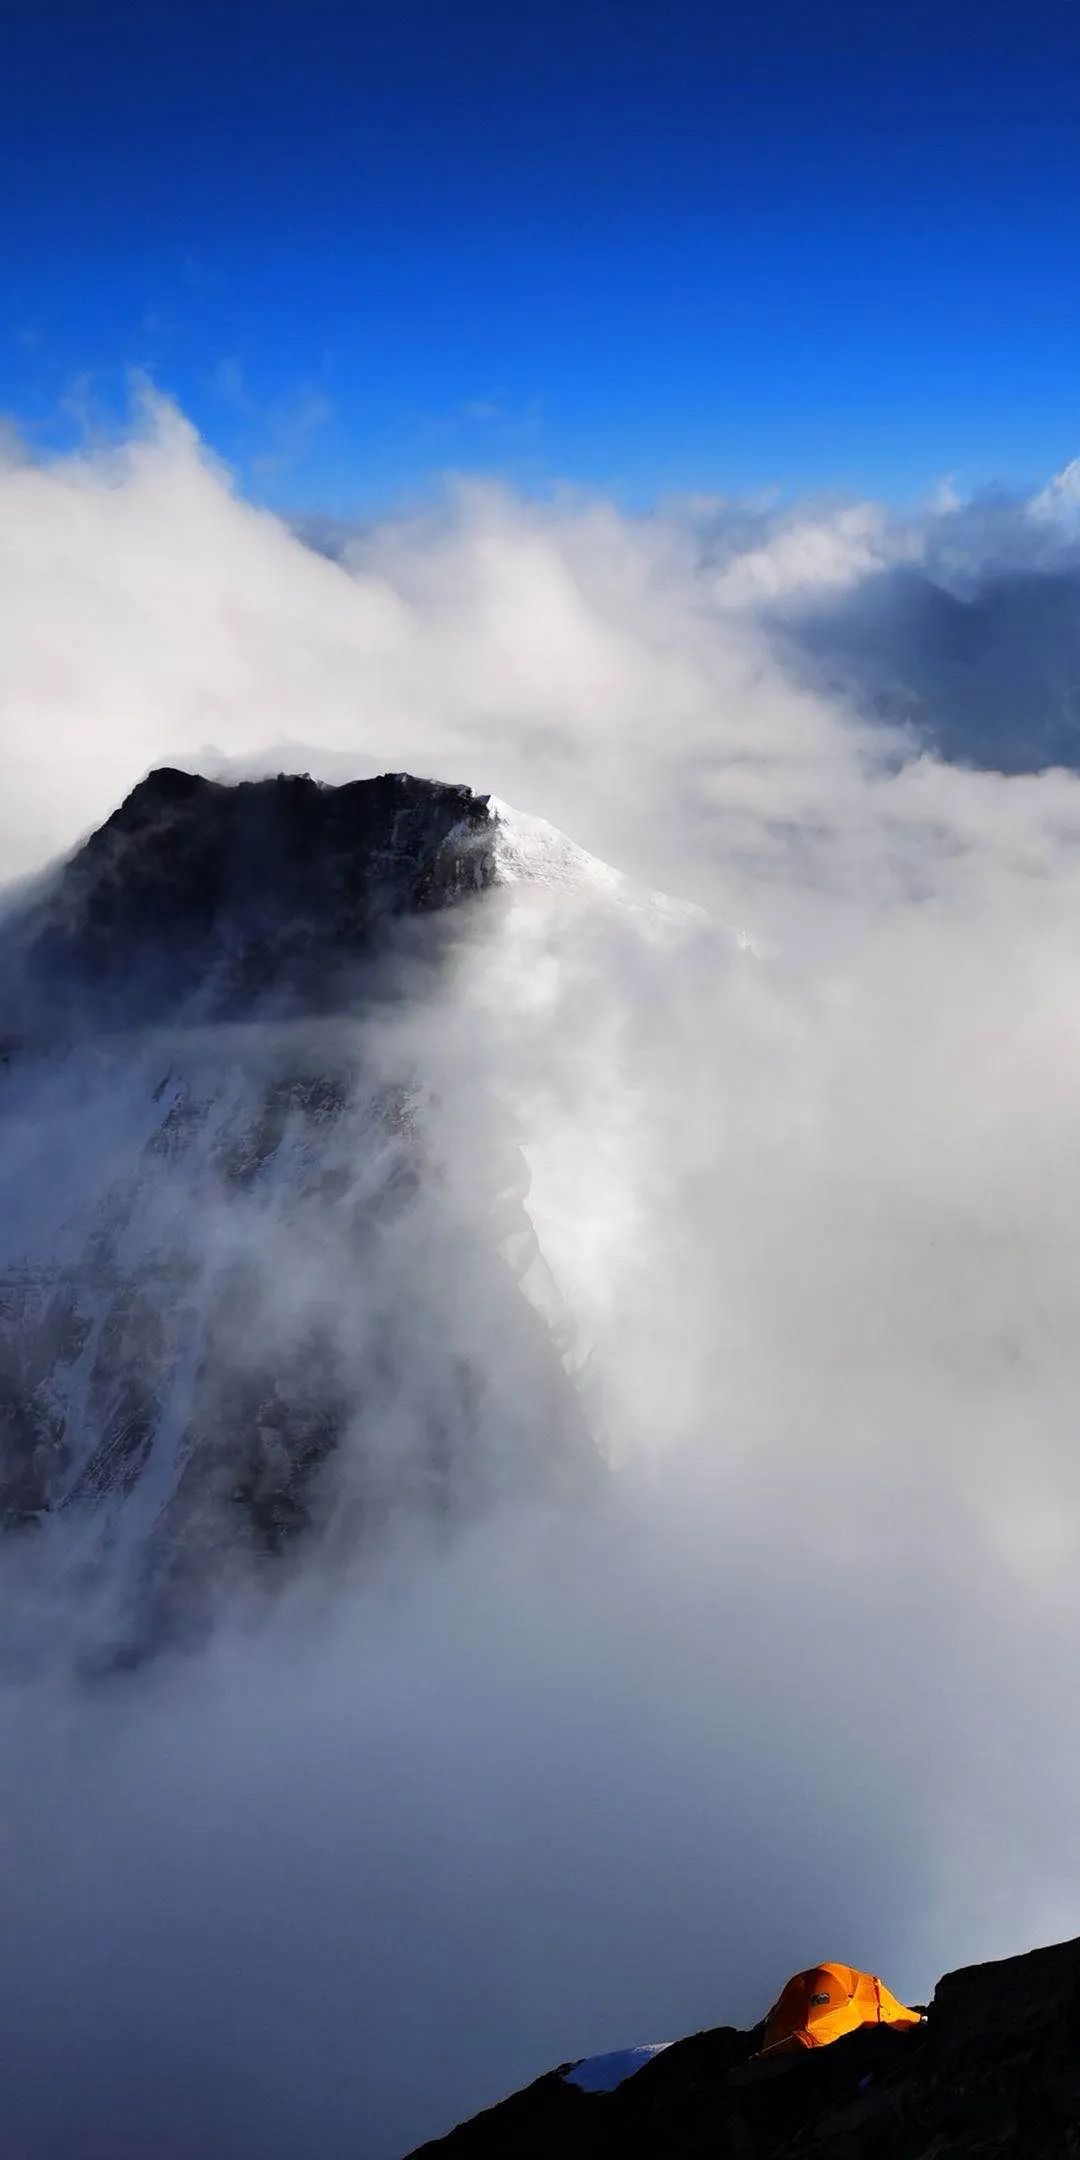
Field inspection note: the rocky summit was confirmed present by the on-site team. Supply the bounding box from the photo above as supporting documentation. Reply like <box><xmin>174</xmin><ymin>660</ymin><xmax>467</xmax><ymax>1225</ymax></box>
<box><xmin>6</xmin><ymin>765</ymin><xmax>500</xmax><ymax>1025</ymax></box>
<box><xmin>410</xmin><ymin>1937</ymin><xmax>1080</xmax><ymax>2159</ymax></box>
<box><xmin>0</xmin><ymin>769</ymin><xmax>598</xmax><ymax>1658</ymax></box>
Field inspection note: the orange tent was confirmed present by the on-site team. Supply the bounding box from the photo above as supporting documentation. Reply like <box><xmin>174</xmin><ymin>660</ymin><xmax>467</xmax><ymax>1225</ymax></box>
<box><xmin>759</xmin><ymin>1963</ymin><xmax>921</xmax><ymax>2056</ymax></box>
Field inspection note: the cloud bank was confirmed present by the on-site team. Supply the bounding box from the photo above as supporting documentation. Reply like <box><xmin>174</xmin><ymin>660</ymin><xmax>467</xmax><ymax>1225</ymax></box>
<box><xmin>4</xmin><ymin>397</ymin><xmax>1080</xmax><ymax>2155</ymax></box>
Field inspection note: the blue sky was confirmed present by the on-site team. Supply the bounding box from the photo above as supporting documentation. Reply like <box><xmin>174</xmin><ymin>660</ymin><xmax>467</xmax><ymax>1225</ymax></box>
<box><xmin>7</xmin><ymin>0</ymin><xmax>1080</xmax><ymax>513</ymax></box>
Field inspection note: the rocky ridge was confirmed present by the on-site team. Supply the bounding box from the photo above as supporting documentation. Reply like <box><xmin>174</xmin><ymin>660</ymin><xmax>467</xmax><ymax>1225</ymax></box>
<box><xmin>410</xmin><ymin>1936</ymin><xmax>1080</xmax><ymax>2159</ymax></box>
<box><xmin>0</xmin><ymin>769</ymin><xmax>599</xmax><ymax>1654</ymax></box>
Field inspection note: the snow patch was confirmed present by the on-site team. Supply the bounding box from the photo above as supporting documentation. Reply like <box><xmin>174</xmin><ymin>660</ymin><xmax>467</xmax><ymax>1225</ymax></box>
<box><xmin>563</xmin><ymin>2043</ymin><xmax>673</xmax><ymax>2093</ymax></box>
<box><xmin>488</xmin><ymin>797</ymin><xmax>704</xmax><ymax>931</ymax></box>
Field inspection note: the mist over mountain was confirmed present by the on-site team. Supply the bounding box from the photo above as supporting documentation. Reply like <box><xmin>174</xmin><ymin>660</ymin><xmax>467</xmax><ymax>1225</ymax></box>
<box><xmin>779</xmin><ymin>552</ymin><xmax>1080</xmax><ymax>773</ymax></box>
<box><xmin>0</xmin><ymin>767</ymin><xmax>607</xmax><ymax>1665</ymax></box>
<box><xmin>5</xmin><ymin>407</ymin><xmax>1080</xmax><ymax>2157</ymax></box>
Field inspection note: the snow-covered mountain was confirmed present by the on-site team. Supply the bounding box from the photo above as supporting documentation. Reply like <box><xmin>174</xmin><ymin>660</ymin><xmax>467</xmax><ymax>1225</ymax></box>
<box><xmin>0</xmin><ymin>768</ymin><xmax>619</xmax><ymax>1657</ymax></box>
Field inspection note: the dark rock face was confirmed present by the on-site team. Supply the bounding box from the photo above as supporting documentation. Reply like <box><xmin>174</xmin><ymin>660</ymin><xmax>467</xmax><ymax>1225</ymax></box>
<box><xmin>410</xmin><ymin>1938</ymin><xmax>1080</xmax><ymax>2159</ymax></box>
<box><xmin>11</xmin><ymin>766</ymin><xmax>497</xmax><ymax>1025</ymax></box>
<box><xmin>0</xmin><ymin>770</ymin><xmax>597</xmax><ymax>1654</ymax></box>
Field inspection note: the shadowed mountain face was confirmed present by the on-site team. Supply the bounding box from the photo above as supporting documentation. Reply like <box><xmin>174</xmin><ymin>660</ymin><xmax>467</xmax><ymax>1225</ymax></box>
<box><xmin>781</xmin><ymin>564</ymin><xmax>1080</xmax><ymax>773</ymax></box>
<box><xmin>0</xmin><ymin>770</ymin><xmax>598</xmax><ymax>1657</ymax></box>
<box><xmin>6</xmin><ymin>765</ymin><xmax>499</xmax><ymax>1026</ymax></box>
<box><xmin>411</xmin><ymin>1937</ymin><xmax>1080</xmax><ymax>2160</ymax></box>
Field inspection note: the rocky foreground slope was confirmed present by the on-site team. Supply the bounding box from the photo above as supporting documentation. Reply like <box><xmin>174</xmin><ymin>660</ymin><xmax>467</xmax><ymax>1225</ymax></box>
<box><xmin>411</xmin><ymin>1936</ymin><xmax>1080</xmax><ymax>2159</ymax></box>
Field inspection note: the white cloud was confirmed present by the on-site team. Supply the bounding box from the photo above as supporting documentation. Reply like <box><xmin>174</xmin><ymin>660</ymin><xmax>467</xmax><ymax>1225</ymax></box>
<box><xmin>5</xmin><ymin>398</ymin><xmax>1080</xmax><ymax>2153</ymax></box>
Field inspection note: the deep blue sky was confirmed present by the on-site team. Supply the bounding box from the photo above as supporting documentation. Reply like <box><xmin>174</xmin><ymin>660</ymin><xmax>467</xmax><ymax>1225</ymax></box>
<box><xmin>6</xmin><ymin>0</ymin><xmax>1080</xmax><ymax>513</ymax></box>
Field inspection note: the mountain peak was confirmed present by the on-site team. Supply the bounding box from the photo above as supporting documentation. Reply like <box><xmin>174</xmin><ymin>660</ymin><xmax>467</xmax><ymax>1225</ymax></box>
<box><xmin>0</xmin><ymin>765</ymin><xmax>602</xmax><ymax>1644</ymax></box>
<box><xmin>18</xmin><ymin>767</ymin><xmax>498</xmax><ymax>1020</ymax></box>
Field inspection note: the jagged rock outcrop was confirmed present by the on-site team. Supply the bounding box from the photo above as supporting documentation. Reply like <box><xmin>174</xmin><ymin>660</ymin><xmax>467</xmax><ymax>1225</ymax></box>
<box><xmin>6</xmin><ymin>766</ymin><xmax>499</xmax><ymax>1026</ymax></box>
<box><xmin>410</xmin><ymin>1937</ymin><xmax>1080</xmax><ymax>2159</ymax></box>
<box><xmin>0</xmin><ymin>769</ymin><xmax>599</xmax><ymax>1655</ymax></box>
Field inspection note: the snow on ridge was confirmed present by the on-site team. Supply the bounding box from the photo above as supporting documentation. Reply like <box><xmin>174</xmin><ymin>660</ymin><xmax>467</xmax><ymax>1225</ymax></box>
<box><xmin>563</xmin><ymin>2044</ymin><xmax>674</xmax><ymax>2093</ymax></box>
<box><xmin>486</xmin><ymin>795</ymin><xmax>705</xmax><ymax>928</ymax></box>
<box><xmin>488</xmin><ymin>796</ymin><xmax>623</xmax><ymax>897</ymax></box>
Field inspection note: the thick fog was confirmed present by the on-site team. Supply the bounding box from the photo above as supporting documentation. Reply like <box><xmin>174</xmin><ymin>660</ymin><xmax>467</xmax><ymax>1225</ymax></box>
<box><xmin>4</xmin><ymin>398</ymin><xmax>1080</xmax><ymax>2156</ymax></box>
